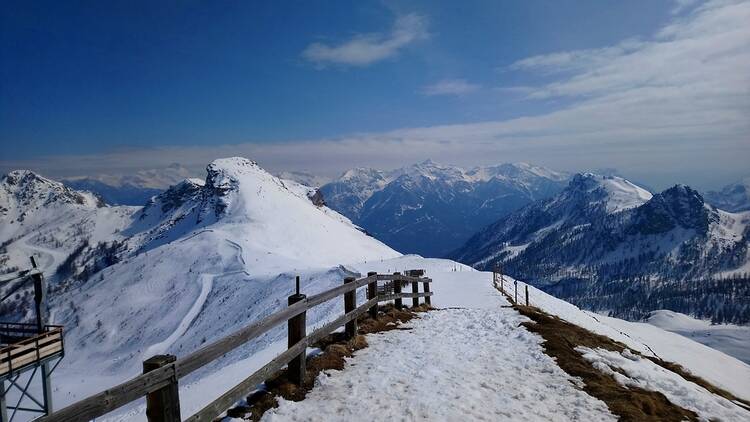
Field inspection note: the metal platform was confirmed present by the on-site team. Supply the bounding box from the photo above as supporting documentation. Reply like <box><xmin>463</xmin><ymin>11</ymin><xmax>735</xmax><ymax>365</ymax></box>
<box><xmin>1</xmin><ymin>258</ymin><xmax>63</xmax><ymax>422</ymax></box>
<box><xmin>1</xmin><ymin>324</ymin><xmax>64</xmax><ymax>381</ymax></box>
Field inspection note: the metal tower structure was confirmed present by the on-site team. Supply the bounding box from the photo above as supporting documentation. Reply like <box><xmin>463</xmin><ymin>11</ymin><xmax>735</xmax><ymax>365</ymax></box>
<box><xmin>0</xmin><ymin>257</ymin><xmax>64</xmax><ymax>422</ymax></box>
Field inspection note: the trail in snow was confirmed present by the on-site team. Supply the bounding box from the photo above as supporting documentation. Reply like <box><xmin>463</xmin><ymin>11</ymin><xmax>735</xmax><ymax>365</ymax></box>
<box><xmin>263</xmin><ymin>305</ymin><xmax>615</xmax><ymax>422</ymax></box>
<box><xmin>263</xmin><ymin>274</ymin><xmax>616</xmax><ymax>422</ymax></box>
<box><xmin>143</xmin><ymin>272</ymin><xmax>215</xmax><ymax>359</ymax></box>
<box><xmin>143</xmin><ymin>238</ymin><xmax>248</xmax><ymax>359</ymax></box>
<box><xmin>19</xmin><ymin>234</ymin><xmax>68</xmax><ymax>272</ymax></box>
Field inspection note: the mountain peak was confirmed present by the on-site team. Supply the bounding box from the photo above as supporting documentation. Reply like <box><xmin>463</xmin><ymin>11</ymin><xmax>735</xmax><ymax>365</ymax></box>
<box><xmin>630</xmin><ymin>184</ymin><xmax>714</xmax><ymax>235</ymax></box>
<box><xmin>1</xmin><ymin>169</ymin><xmax>102</xmax><ymax>211</ymax></box>
<box><xmin>567</xmin><ymin>173</ymin><xmax>652</xmax><ymax>213</ymax></box>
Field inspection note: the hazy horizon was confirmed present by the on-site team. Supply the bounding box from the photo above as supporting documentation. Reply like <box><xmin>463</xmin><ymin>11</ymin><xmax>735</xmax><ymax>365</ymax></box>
<box><xmin>2</xmin><ymin>0</ymin><xmax>749</xmax><ymax>191</ymax></box>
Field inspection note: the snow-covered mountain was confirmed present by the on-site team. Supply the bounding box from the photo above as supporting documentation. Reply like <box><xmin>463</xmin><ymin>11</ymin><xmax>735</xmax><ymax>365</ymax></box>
<box><xmin>1</xmin><ymin>158</ymin><xmax>401</xmax><ymax>415</ymax></box>
<box><xmin>3</xmin><ymin>161</ymin><xmax>750</xmax><ymax>421</ymax></box>
<box><xmin>451</xmin><ymin>173</ymin><xmax>750</xmax><ymax>323</ymax></box>
<box><xmin>320</xmin><ymin>160</ymin><xmax>569</xmax><ymax>256</ymax></box>
<box><xmin>705</xmin><ymin>177</ymin><xmax>750</xmax><ymax>212</ymax></box>
<box><xmin>0</xmin><ymin>170</ymin><xmax>135</xmax><ymax>274</ymax></box>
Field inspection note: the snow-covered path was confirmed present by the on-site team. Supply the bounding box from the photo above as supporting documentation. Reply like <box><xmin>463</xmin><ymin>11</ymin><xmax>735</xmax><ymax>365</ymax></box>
<box><xmin>263</xmin><ymin>272</ymin><xmax>616</xmax><ymax>421</ymax></box>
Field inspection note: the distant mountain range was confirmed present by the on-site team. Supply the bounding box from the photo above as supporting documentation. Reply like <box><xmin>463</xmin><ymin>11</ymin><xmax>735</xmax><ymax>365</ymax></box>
<box><xmin>704</xmin><ymin>178</ymin><xmax>750</xmax><ymax>212</ymax></box>
<box><xmin>450</xmin><ymin>173</ymin><xmax>750</xmax><ymax>323</ymax></box>
<box><xmin>320</xmin><ymin>160</ymin><xmax>569</xmax><ymax>256</ymax></box>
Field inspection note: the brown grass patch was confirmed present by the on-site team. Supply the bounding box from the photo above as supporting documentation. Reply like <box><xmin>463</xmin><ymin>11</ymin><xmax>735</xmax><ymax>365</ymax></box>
<box><xmin>517</xmin><ymin>305</ymin><xmax>698</xmax><ymax>422</ymax></box>
<box><xmin>228</xmin><ymin>304</ymin><xmax>432</xmax><ymax>421</ymax></box>
<box><xmin>494</xmin><ymin>282</ymin><xmax>750</xmax><ymax>414</ymax></box>
<box><xmin>494</xmin><ymin>283</ymin><xmax>701</xmax><ymax>421</ymax></box>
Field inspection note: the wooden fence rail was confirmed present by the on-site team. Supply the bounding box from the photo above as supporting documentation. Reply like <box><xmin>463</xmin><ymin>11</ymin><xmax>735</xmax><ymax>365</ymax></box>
<box><xmin>37</xmin><ymin>271</ymin><xmax>433</xmax><ymax>422</ymax></box>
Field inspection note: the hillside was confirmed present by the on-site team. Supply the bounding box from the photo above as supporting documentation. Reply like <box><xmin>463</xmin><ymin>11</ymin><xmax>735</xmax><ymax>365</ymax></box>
<box><xmin>0</xmin><ymin>171</ymin><xmax>137</xmax><ymax>320</ymax></box>
<box><xmin>320</xmin><ymin>160</ymin><xmax>568</xmax><ymax>256</ymax></box>
<box><xmin>1</xmin><ymin>158</ymin><xmax>400</xmax><ymax>415</ymax></box>
<box><xmin>451</xmin><ymin>173</ymin><xmax>750</xmax><ymax>323</ymax></box>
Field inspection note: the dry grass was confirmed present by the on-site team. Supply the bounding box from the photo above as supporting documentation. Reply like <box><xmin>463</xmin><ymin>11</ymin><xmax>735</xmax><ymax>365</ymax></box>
<box><xmin>227</xmin><ymin>304</ymin><xmax>432</xmax><ymax>421</ymax></box>
<box><xmin>492</xmin><ymin>283</ymin><xmax>702</xmax><ymax>421</ymax></box>
<box><xmin>494</xmin><ymin>281</ymin><xmax>750</xmax><ymax>415</ymax></box>
<box><xmin>516</xmin><ymin>305</ymin><xmax>698</xmax><ymax>422</ymax></box>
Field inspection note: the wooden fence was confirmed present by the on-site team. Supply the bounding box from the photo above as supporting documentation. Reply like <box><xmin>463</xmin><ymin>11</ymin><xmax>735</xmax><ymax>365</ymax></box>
<box><xmin>37</xmin><ymin>271</ymin><xmax>433</xmax><ymax>422</ymax></box>
<box><xmin>493</xmin><ymin>267</ymin><xmax>529</xmax><ymax>306</ymax></box>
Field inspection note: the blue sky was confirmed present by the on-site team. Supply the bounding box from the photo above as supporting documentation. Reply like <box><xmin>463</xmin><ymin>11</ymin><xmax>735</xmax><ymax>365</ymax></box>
<box><xmin>1</xmin><ymin>0</ymin><xmax>749</xmax><ymax>189</ymax></box>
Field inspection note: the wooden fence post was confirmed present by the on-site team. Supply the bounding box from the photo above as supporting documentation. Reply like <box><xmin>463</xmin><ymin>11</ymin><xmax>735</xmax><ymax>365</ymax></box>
<box><xmin>344</xmin><ymin>277</ymin><xmax>357</xmax><ymax>339</ymax></box>
<box><xmin>143</xmin><ymin>355</ymin><xmax>180</xmax><ymax>422</ymax></box>
<box><xmin>525</xmin><ymin>285</ymin><xmax>529</xmax><ymax>306</ymax></box>
<box><xmin>367</xmin><ymin>272</ymin><xmax>378</xmax><ymax>319</ymax></box>
<box><xmin>514</xmin><ymin>280</ymin><xmax>518</xmax><ymax>304</ymax></box>
<box><xmin>411</xmin><ymin>279</ymin><xmax>419</xmax><ymax>308</ymax></box>
<box><xmin>287</xmin><ymin>281</ymin><xmax>307</xmax><ymax>386</ymax></box>
<box><xmin>423</xmin><ymin>278</ymin><xmax>431</xmax><ymax>306</ymax></box>
<box><xmin>393</xmin><ymin>272</ymin><xmax>402</xmax><ymax>310</ymax></box>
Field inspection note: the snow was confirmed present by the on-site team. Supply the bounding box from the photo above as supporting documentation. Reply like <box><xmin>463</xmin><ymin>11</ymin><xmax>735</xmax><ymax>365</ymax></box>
<box><xmin>17</xmin><ymin>158</ymin><xmax>399</xmax><ymax>420</ymax></box>
<box><xmin>4</xmin><ymin>160</ymin><xmax>749</xmax><ymax>421</ymax></box>
<box><xmin>577</xmin><ymin>173</ymin><xmax>652</xmax><ymax>213</ymax></box>
<box><xmin>264</xmin><ymin>278</ymin><xmax>615</xmax><ymax>422</ymax></box>
<box><xmin>598</xmin><ymin>314</ymin><xmax>750</xmax><ymax>400</ymax></box>
<box><xmin>505</xmin><ymin>277</ymin><xmax>750</xmax><ymax>401</ymax></box>
<box><xmin>266</xmin><ymin>266</ymin><xmax>750</xmax><ymax>421</ymax></box>
<box><xmin>578</xmin><ymin>347</ymin><xmax>750</xmax><ymax>420</ymax></box>
<box><xmin>646</xmin><ymin>310</ymin><xmax>750</xmax><ymax>365</ymax></box>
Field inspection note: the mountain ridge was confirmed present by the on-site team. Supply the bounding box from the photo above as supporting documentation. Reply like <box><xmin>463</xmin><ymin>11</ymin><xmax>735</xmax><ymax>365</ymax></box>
<box><xmin>451</xmin><ymin>173</ymin><xmax>750</xmax><ymax>323</ymax></box>
<box><xmin>321</xmin><ymin>160</ymin><xmax>570</xmax><ymax>256</ymax></box>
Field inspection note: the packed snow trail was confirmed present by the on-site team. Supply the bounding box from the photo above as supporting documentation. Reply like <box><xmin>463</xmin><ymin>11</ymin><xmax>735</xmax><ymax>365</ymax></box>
<box><xmin>143</xmin><ymin>272</ymin><xmax>215</xmax><ymax>358</ymax></box>
<box><xmin>143</xmin><ymin>239</ymin><xmax>249</xmax><ymax>359</ymax></box>
<box><xmin>263</xmin><ymin>273</ymin><xmax>617</xmax><ymax>421</ymax></box>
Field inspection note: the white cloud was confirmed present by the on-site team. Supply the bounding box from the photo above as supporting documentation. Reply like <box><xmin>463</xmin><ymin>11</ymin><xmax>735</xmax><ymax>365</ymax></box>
<box><xmin>4</xmin><ymin>1</ymin><xmax>749</xmax><ymax>190</ymax></box>
<box><xmin>422</xmin><ymin>79</ymin><xmax>480</xmax><ymax>96</ymax></box>
<box><xmin>672</xmin><ymin>0</ymin><xmax>700</xmax><ymax>14</ymax></box>
<box><xmin>302</xmin><ymin>14</ymin><xmax>428</xmax><ymax>67</ymax></box>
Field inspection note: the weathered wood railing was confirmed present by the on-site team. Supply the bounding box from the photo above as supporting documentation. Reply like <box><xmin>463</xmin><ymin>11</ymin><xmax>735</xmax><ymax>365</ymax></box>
<box><xmin>37</xmin><ymin>270</ymin><xmax>433</xmax><ymax>422</ymax></box>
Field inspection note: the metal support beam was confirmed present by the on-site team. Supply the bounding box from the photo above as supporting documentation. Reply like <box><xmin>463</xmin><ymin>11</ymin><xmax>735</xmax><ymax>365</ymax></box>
<box><xmin>1</xmin><ymin>381</ymin><xmax>8</xmax><ymax>422</ymax></box>
<box><xmin>29</xmin><ymin>257</ymin><xmax>53</xmax><ymax>415</ymax></box>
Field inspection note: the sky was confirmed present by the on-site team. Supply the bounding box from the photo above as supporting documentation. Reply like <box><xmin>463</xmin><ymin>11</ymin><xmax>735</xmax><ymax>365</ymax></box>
<box><xmin>1</xmin><ymin>0</ymin><xmax>749</xmax><ymax>190</ymax></box>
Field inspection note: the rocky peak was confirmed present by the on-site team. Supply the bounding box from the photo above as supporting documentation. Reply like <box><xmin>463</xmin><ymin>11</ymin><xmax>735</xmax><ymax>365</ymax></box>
<box><xmin>1</xmin><ymin>170</ymin><xmax>100</xmax><ymax>212</ymax></box>
<box><xmin>630</xmin><ymin>184</ymin><xmax>715</xmax><ymax>235</ymax></box>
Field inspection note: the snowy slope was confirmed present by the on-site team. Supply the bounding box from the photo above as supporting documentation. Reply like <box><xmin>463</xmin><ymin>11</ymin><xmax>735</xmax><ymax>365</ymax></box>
<box><xmin>645</xmin><ymin>310</ymin><xmax>750</xmax><ymax>365</ymax></box>
<box><xmin>26</xmin><ymin>157</ymin><xmax>399</xmax><ymax>419</ymax></box>
<box><xmin>502</xmin><ymin>276</ymin><xmax>750</xmax><ymax>402</ymax></box>
<box><xmin>265</xmin><ymin>260</ymin><xmax>750</xmax><ymax>421</ymax></box>
<box><xmin>0</xmin><ymin>170</ymin><xmax>136</xmax><ymax>296</ymax></box>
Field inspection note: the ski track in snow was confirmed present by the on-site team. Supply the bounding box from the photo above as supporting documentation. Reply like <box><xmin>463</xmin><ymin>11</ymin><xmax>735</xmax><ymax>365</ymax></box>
<box><xmin>143</xmin><ymin>272</ymin><xmax>215</xmax><ymax>359</ymax></box>
<box><xmin>143</xmin><ymin>238</ymin><xmax>248</xmax><ymax>359</ymax></box>
<box><xmin>19</xmin><ymin>233</ymin><xmax>68</xmax><ymax>271</ymax></box>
